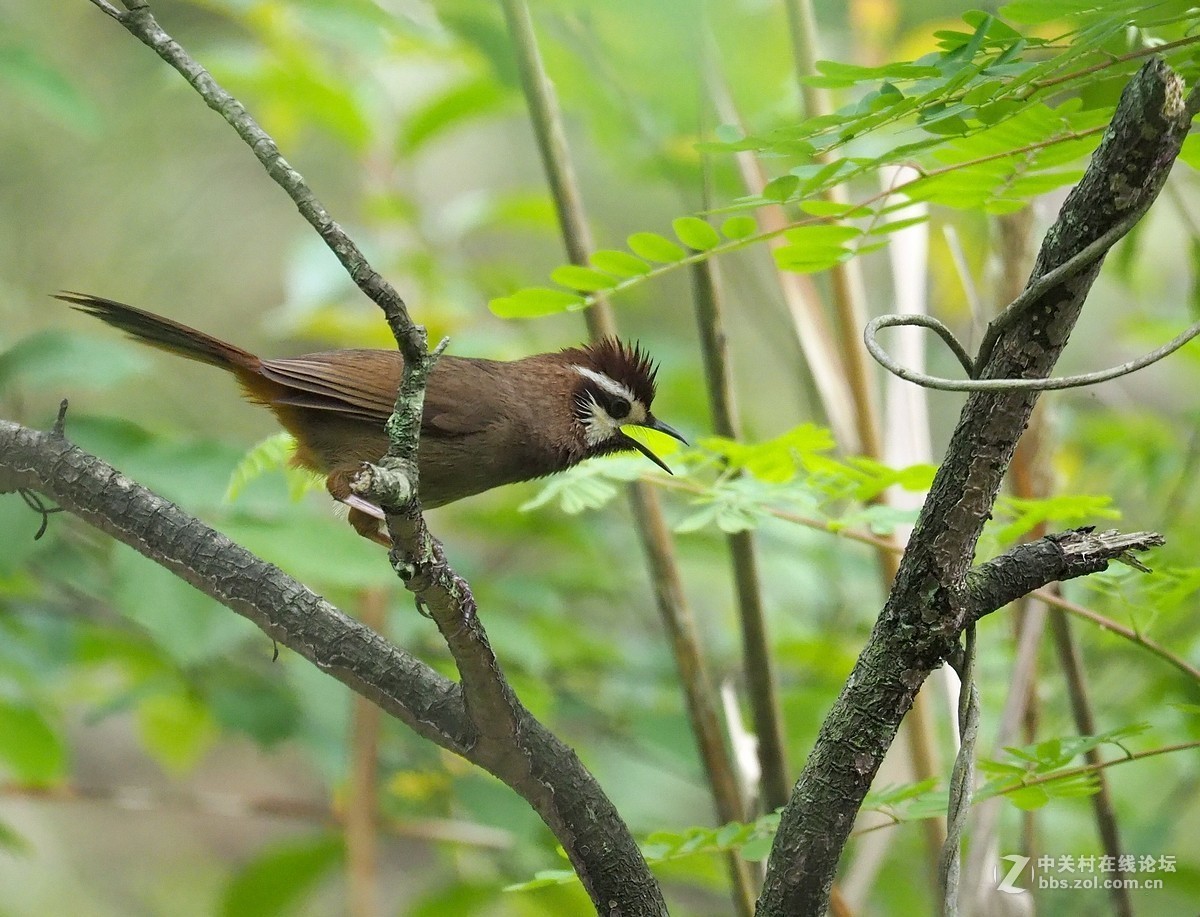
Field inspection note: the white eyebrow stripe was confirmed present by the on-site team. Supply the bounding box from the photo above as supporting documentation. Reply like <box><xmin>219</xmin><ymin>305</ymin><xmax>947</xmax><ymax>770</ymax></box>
<box><xmin>572</xmin><ymin>365</ymin><xmax>637</xmax><ymax>404</ymax></box>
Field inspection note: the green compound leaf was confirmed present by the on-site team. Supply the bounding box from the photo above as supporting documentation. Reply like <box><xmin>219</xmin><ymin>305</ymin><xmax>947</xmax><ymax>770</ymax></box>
<box><xmin>225</xmin><ymin>433</ymin><xmax>321</xmax><ymax>503</ymax></box>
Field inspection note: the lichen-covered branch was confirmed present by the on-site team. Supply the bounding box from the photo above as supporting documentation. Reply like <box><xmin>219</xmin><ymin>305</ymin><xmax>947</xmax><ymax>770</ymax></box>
<box><xmin>74</xmin><ymin>3</ymin><xmax>666</xmax><ymax>912</ymax></box>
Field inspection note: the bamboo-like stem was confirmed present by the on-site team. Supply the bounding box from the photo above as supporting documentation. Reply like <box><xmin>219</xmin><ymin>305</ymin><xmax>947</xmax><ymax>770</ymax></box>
<box><xmin>347</xmin><ymin>589</ymin><xmax>387</xmax><ymax>917</ymax></box>
<box><xmin>1049</xmin><ymin>606</ymin><xmax>1134</xmax><ymax>917</ymax></box>
<box><xmin>498</xmin><ymin>1</ymin><xmax>754</xmax><ymax>912</ymax></box>
<box><xmin>689</xmin><ymin>258</ymin><xmax>790</xmax><ymax>811</ymax></box>
<box><xmin>689</xmin><ymin>73</ymin><xmax>789</xmax><ymax>812</ymax></box>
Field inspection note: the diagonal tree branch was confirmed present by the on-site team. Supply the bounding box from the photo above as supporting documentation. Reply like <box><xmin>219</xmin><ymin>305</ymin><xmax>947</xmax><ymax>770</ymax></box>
<box><xmin>68</xmin><ymin>2</ymin><xmax>668</xmax><ymax>913</ymax></box>
<box><xmin>0</xmin><ymin>416</ymin><xmax>471</xmax><ymax>752</ymax></box>
<box><xmin>0</xmin><ymin>414</ymin><xmax>666</xmax><ymax>913</ymax></box>
<box><xmin>758</xmin><ymin>58</ymin><xmax>1193</xmax><ymax>916</ymax></box>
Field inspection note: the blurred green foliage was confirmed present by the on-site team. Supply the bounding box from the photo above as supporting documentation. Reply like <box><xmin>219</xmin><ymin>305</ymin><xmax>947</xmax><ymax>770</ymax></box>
<box><xmin>2</xmin><ymin>0</ymin><xmax>1200</xmax><ymax>915</ymax></box>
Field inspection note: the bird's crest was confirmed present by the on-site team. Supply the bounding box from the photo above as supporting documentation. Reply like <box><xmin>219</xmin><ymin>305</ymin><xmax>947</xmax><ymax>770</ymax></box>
<box><xmin>564</xmin><ymin>338</ymin><xmax>658</xmax><ymax>408</ymax></box>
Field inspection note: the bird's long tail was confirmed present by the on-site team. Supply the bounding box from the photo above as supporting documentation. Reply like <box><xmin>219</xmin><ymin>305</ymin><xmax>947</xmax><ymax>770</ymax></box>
<box><xmin>55</xmin><ymin>292</ymin><xmax>260</xmax><ymax>372</ymax></box>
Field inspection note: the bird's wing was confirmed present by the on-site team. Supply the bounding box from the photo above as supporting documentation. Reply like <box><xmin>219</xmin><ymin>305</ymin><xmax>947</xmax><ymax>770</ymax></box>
<box><xmin>261</xmin><ymin>350</ymin><xmax>401</xmax><ymax>423</ymax></box>
<box><xmin>261</xmin><ymin>351</ymin><xmax>496</xmax><ymax>436</ymax></box>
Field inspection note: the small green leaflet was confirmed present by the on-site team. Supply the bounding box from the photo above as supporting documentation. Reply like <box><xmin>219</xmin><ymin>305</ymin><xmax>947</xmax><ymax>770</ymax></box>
<box><xmin>772</xmin><ymin>224</ymin><xmax>863</xmax><ymax>274</ymax></box>
<box><xmin>720</xmin><ymin>215</ymin><xmax>758</xmax><ymax>239</ymax></box>
<box><xmin>590</xmin><ymin>248</ymin><xmax>651</xmax><ymax>277</ymax></box>
<box><xmin>550</xmin><ymin>264</ymin><xmax>615</xmax><ymax>292</ymax></box>
<box><xmin>627</xmin><ymin>231</ymin><xmax>685</xmax><ymax>263</ymax></box>
<box><xmin>989</xmin><ymin>493</ymin><xmax>1119</xmax><ymax>544</ymax></box>
<box><xmin>519</xmin><ymin>456</ymin><xmax>648</xmax><ymax>515</ymax></box>
<box><xmin>0</xmin><ymin>702</ymin><xmax>66</xmax><ymax>785</ymax></box>
<box><xmin>672</xmin><ymin>216</ymin><xmax>720</xmax><ymax>251</ymax></box>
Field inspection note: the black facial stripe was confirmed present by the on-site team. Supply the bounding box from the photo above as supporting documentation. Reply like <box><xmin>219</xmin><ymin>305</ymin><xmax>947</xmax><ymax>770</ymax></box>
<box><xmin>575</xmin><ymin>383</ymin><xmax>631</xmax><ymax>422</ymax></box>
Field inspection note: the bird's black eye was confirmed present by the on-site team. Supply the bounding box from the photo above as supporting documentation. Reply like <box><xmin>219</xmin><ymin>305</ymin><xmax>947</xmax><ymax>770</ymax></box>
<box><xmin>608</xmin><ymin>396</ymin><xmax>631</xmax><ymax>419</ymax></box>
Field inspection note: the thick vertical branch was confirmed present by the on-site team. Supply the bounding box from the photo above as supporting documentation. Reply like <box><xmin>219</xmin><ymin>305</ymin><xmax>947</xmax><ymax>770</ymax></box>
<box><xmin>757</xmin><ymin>60</ymin><xmax>1192</xmax><ymax>916</ymax></box>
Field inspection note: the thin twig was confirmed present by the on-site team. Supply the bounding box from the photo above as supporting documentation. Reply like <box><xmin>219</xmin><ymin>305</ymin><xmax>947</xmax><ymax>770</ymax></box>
<box><xmin>101</xmin><ymin>3</ymin><xmax>422</xmax><ymax>359</ymax></box>
<box><xmin>688</xmin><ymin>256</ymin><xmax>791</xmax><ymax>812</ymax></box>
<box><xmin>654</xmin><ymin>475</ymin><xmax>1200</xmax><ymax>683</ymax></box>
<box><xmin>868</xmin><ymin>312</ymin><xmax>1200</xmax><ymax>392</ymax></box>
<box><xmin>1033</xmin><ymin>589</ymin><xmax>1200</xmax><ymax>683</ymax></box>
<box><xmin>565</xmin><ymin>125</ymin><xmax>1108</xmax><ymax>317</ymax></box>
<box><xmin>865</xmin><ymin>203</ymin><xmax>1200</xmax><ymax>394</ymax></box>
<box><xmin>998</xmin><ymin>739</ymin><xmax>1200</xmax><ymax>793</ymax></box>
<box><xmin>85</xmin><ymin>0</ymin><xmax>122</xmax><ymax>19</ymax></box>
<box><xmin>851</xmin><ymin>739</ymin><xmax>1200</xmax><ymax>840</ymax></box>
<box><xmin>783</xmin><ymin>0</ymin><xmax>881</xmax><ymax>460</ymax></box>
<box><xmin>1028</xmin><ymin>33</ymin><xmax>1200</xmax><ymax>95</ymax></box>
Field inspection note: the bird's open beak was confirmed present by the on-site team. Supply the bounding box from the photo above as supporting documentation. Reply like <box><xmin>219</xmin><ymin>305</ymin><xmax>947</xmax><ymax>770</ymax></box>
<box><xmin>621</xmin><ymin>416</ymin><xmax>689</xmax><ymax>475</ymax></box>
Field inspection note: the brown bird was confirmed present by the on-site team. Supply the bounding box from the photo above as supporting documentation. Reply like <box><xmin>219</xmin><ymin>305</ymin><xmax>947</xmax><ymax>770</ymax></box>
<box><xmin>57</xmin><ymin>293</ymin><xmax>686</xmax><ymax>545</ymax></box>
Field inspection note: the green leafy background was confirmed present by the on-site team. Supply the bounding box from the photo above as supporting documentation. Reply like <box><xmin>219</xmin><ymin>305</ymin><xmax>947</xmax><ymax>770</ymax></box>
<box><xmin>2</xmin><ymin>0</ymin><xmax>1199</xmax><ymax>914</ymax></box>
